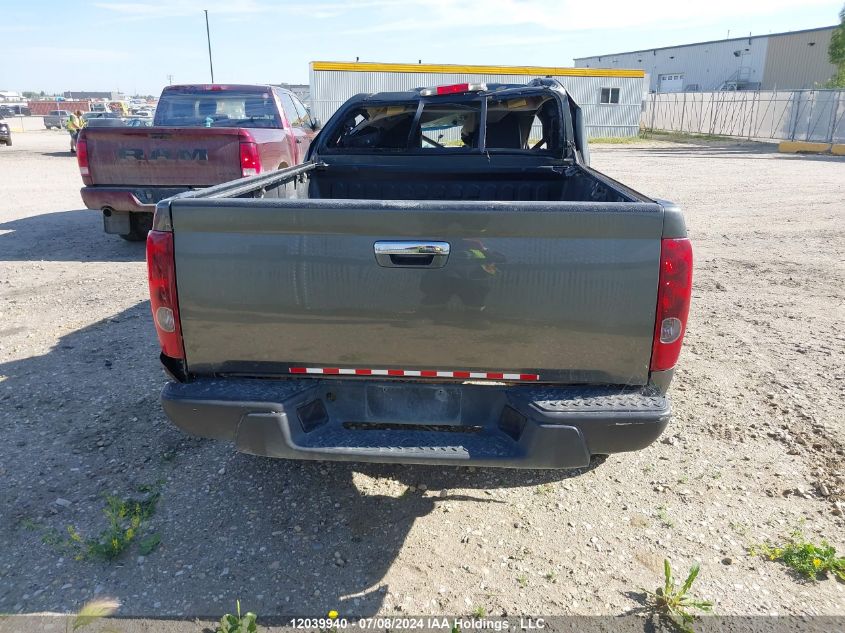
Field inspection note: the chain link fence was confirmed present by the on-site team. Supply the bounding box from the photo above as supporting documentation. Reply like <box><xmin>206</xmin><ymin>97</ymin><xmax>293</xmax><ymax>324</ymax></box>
<box><xmin>641</xmin><ymin>90</ymin><xmax>845</xmax><ymax>143</ymax></box>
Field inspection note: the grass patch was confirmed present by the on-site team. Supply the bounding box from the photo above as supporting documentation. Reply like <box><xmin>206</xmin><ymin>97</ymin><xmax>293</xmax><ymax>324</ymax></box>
<box><xmin>516</xmin><ymin>573</ymin><xmax>528</xmax><ymax>588</ymax></box>
<box><xmin>642</xmin><ymin>559</ymin><xmax>712</xmax><ymax>633</ymax></box>
<box><xmin>588</xmin><ymin>135</ymin><xmax>642</xmax><ymax>144</ymax></box>
<box><xmin>752</xmin><ymin>530</ymin><xmax>845</xmax><ymax>582</ymax></box>
<box><xmin>640</xmin><ymin>130</ymin><xmax>738</xmax><ymax>143</ymax></box>
<box><xmin>72</xmin><ymin>598</ymin><xmax>120</xmax><ymax>631</ymax></box>
<box><xmin>19</xmin><ymin>518</ymin><xmax>42</xmax><ymax>531</ymax></box>
<box><xmin>217</xmin><ymin>600</ymin><xmax>257</xmax><ymax>633</ymax></box>
<box><xmin>656</xmin><ymin>505</ymin><xmax>674</xmax><ymax>529</ymax></box>
<box><xmin>65</xmin><ymin>484</ymin><xmax>162</xmax><ymax>561</ymax></box>
<box><xmin>471</xmin><ymin>606</ymin><xmax>486</xmax><ymax>618</ymax></box>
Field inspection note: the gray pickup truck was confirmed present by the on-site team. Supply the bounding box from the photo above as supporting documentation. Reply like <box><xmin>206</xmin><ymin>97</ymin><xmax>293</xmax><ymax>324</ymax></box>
<box><xmin>43</xmin><ymin>110</ymin><xmax>71</xmax><ymax>129</ymax></box>
<box><xmin>146</xmin><ymin>79</ymin><xmax>693</xmax><ymax>469</ymax></box>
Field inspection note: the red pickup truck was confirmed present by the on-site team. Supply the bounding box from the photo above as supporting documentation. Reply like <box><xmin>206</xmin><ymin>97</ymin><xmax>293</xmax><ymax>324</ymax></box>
<box><xmin>77</xmin><ymin>84</ymin><xmax>319</xmax><ymax>240</ymax></box>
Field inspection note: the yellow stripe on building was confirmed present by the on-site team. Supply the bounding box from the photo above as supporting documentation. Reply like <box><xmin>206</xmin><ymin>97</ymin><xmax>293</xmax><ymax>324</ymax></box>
<box><xmin>311</xmin><ymin>61</ymin><xmax>645</xmax><ymax>78</ymax></box>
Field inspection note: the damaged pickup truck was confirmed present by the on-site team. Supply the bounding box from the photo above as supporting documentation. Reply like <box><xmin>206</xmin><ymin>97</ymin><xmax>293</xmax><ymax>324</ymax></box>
<box><xmin>146</xmin><ymin>79</ymin><xmax>693</xmax><ymax>469</ymax></box>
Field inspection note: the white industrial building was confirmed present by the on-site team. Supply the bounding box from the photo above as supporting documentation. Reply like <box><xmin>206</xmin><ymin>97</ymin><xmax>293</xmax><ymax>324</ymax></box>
<box><xmin>575</xmin><ymin>26</ymin><xmax>839</xmax><ymax>93</ymax></box>
<box><xmin>309</xmin><ymin>61</ymin><xmax>648</xmax><ymax>138</ymax></box>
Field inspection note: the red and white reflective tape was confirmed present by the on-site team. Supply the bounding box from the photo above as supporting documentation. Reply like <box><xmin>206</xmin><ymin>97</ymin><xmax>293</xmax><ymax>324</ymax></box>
<box><xmin>289</xmin><ymin>367</ymin><xmax>540</xmax><ymax>381</ymax></box>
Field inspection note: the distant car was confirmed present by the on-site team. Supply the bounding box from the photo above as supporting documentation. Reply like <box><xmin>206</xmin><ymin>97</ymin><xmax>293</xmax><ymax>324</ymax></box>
<box><xmin>85</xmin><ymin>117</ymin><xmax>128</xmax><ymax>128</ymax></box>
<box><xmin>0</xmin><ymin>116</ymin><xmax>11</xmax><ymax>146</ymax></box>
<box><xmin>0</xmin><ymin>104</ymin><xmax>32</xmax><ymax>117</ymax></box>
<box><xmin>83</xmin><ymin>111</ymin><xmax>123</xmax><ymax>122</ymax></box>
<box><xmin>44</xmin><ymin>110</ymin><xmax>72</xmax><ymax>129</ymax></box>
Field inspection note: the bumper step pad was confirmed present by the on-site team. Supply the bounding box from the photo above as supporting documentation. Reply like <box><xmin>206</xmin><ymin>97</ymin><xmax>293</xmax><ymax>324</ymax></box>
<box><xmin>162</xmin><ymin>379</ymin><xmax>670</xmax><ymax>469</ymax></box>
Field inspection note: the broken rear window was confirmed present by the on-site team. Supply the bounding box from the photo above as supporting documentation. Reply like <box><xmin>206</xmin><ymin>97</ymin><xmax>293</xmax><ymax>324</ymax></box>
<box><xmin>325</xmin><ymin>93</ymin><xmax>563</xmax><ymax>154</ymax></box>
<box><xmin>486</xmin><ymin>95</ymin><xmax>561</xmax><ymax>153</ymax></box>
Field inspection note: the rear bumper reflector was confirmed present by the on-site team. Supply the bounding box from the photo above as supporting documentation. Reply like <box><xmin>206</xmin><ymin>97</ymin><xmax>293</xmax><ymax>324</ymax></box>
<box><xmin>289</xmin><ymin>367</ymin><xmax>540</xmax><ymax>381</ymax></box>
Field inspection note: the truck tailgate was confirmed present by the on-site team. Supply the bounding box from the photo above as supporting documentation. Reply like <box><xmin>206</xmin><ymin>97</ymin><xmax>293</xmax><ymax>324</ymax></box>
<box><xmin>170</xmin><ymin>199</ymin><xmax>664</xmax><ymax>385</ymax></box>
<box><xmin>85</xmin><ymin>127</ymin><xmax>244</xmax><ymax>186</ymax></box>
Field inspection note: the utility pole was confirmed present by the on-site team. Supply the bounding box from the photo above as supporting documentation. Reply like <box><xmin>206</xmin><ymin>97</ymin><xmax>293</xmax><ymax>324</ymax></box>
<box><xmin>204</xmin><ymin>10</ymin><xmax>215</xmax><ymax>83</ymax></box>
<box><xmin>167</xmin><ymin>74</ymin><xmax>174</xmax><ymax>86</ymax></box>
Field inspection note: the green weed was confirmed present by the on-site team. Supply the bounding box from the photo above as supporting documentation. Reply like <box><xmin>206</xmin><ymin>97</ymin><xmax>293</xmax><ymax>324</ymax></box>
<box><xmin>642</xmin><ymin>559</ymin><xmax>712</xmax><ymax>633</ymax></box>
<box><xmin>66</xmin><ymin>485</ymin><xmax>161</xmax><ymax>561</ymax></box>
<box><xmin>471</xmin><ymin>606</ymin><xmax>486</xmax><ymax>618</ymax></box>
<box><xmin>752</xmin><ymin>530</ymin><xmax>845</xmax><ymax>581</ymax></box>
<box><xmin>19</xmin><ymin>518</ymin><xmax>42</xmax><ymax>531</ymax></box>
<box><xmin>217</xmin><ymin>600</ymin><xmax>257</xmax><ymax>633</ymax></box>
<box><xmin>139</xmin><ymin>533</ymin><xmax>162</xmax><ymax>555</ymax></box>
<box><xmin>728</xmin><ymin>522</ymin><xmax>748</xmax><ymax>537</ymax></box>
<box><xmin>656</xmin><ymin>505</ymin><xmax>674</xmax><ymax>528</ymax></box>
<box><xmin>516</xmin><ymin>574</ymin><xmax>528</xmax><ymax>588</ymax></box>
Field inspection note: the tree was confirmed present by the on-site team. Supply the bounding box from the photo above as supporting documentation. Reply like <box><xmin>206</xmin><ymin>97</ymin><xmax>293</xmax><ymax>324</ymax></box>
<box><xmin>830</xmin><ymin>5</ymin><xmax>845</xmax><ymax>87</ymax></box>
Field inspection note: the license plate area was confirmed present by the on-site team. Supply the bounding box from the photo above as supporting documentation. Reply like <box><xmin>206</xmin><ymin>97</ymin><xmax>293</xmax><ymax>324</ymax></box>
<box><xmin>365</xmin><ymin>384</ymin><xmax>462</xmax><ymax>424</ymax></box>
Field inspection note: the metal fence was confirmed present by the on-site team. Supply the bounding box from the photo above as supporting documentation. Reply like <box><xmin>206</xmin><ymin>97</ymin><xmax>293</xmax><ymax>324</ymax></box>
<box><xmin>310</xmin><ymin>67</ymin><xmax>646</xmax><ymax>139</ymax></box>
<box><xmin>641</xmin><ymin>90</ymin><xmax>845</xmax><ymax>143</ymax></box>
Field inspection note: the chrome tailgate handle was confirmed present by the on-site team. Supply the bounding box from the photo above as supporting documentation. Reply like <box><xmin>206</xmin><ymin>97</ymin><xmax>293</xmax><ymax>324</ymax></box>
<box><xmin>374</xmin><ymin>241</ymin><xmax>450</xmax><ymax>268</ymax></box>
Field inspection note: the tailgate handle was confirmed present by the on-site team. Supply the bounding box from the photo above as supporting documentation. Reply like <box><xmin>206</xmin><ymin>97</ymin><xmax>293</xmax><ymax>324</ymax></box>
<box><xmin>374</xmin><ymin>241</ymin><xmax>450</xmax><ymax>268</ymax></box>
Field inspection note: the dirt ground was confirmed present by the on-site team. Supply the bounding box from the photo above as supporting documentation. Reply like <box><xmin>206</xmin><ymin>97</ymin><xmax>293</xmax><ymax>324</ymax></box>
<box><xmin>0</xmin><ymin>129</ymin><xmax>843</xmax><ymax>629</ymax></box>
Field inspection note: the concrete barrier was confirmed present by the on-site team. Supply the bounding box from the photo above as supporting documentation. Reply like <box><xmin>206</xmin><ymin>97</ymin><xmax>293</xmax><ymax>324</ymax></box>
<box><xmin>778</xmin><ymin>141</ymin><xmax>834</xmax><ymax>154</ymax></box>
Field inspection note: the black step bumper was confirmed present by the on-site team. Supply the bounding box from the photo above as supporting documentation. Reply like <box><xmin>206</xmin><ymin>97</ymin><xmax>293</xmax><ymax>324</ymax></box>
<box><xmin>161</xmin><ymin>378</ymin><xmax>671</xmax><ymax>469</ymax></box>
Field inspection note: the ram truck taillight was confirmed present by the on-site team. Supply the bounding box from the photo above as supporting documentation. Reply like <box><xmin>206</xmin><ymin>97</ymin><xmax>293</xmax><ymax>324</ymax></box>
<box><xmin>76</xmin><ymin>136</ymin><xmax>92</xmax><ymax>185</ymax></box>
<box><xmin>239</xmin><ymin>140</ymin><xmax>261</xmax><ymax>177</ymax></box>
<box><xmin>146</xmin><ymin>230</ymin><xmax>184</xmax><ymax>360</ymax></box>
<box><xmin>650</xmin><ymin>238</ymin><xmax>693</xmax><ymax>372</ymax></box>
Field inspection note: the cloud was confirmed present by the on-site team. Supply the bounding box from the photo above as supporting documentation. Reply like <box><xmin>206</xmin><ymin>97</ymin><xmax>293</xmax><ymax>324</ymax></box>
<box><xmin>93</xmin><ymin>0</ymin><xmax>267</xmax><ymax>18</ymax></box>
<box><xmin>342</xmin><ymin>0</ymin><xmax>836</xmax><ymax>34</ymax></box>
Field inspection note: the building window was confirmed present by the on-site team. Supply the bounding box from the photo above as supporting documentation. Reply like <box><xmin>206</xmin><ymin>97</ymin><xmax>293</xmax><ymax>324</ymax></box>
<box><xmin>600</xmin><ymin>88</ymin><xmax>620</xmax><ymax>104</ymax></box>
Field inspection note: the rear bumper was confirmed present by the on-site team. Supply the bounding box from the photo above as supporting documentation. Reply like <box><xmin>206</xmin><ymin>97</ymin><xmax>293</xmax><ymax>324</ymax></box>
<box><xmin>160</xmin><ymin>378</ymin><xmax>671</xmax><ymax>469</ymax></box>
<box><xmin>80</xmin><ymin>186</ymin><xmax>191</xmax><ymax>214</ymax></box>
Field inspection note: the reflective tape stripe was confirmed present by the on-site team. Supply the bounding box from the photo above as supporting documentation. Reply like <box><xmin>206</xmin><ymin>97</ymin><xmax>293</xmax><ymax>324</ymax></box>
<box><xmin>288</xmin><ymin>367</ymin><xmax>540</xmax><ymax>381</ymax></box>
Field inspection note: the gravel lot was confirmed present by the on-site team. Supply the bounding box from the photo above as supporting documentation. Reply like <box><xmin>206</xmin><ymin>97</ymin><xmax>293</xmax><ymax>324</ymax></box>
<box><xmin>1</xmin><ymin>129</ymin><xmax>843</xmax><ymax>628</ymax></box>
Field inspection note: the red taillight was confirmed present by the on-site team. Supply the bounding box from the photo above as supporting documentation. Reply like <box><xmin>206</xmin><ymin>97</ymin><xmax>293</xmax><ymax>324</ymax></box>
<box><xmin>76</xmin><ymin>136</ymin><xmax>92</xmax><ymax>185</ymax></box>
<box><xmin>650</xmin><ymin>238</ymin><xmax>693</xmax><ymax>372</ymax></box>
<box><xmin>239</xmin><ymin>141</ymin><xmax>261</xmax><ymax>177</ymax></box>
<box><xmin>146</xmin><ymin>230</ymin><xmax>184</xmax><ymax>360</ymax></box>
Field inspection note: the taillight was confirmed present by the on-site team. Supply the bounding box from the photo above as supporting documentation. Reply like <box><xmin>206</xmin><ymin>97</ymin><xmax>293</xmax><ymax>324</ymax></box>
<box><xmin>146</xmin><ymin>230</ymin><xmax>184</xmax><ymax>359</ymax></box>
<box><xmin>239</xmin><ymin>141</ymin><xmax>261</xmax><ymax>177</ymax></box>
<box><xmin>76</xmin><ymin>136</ymin><xmax>92</xmax><ymax>185</ymax></box>
<box><xmin>650</xmin><ymin>238</ymin><xmax>693</xmax><ymax>372</ymax></box>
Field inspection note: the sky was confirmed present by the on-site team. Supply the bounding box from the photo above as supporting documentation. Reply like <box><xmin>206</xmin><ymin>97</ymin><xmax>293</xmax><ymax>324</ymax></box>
<box><xmin>0</xmin><ymin>0</ymin><xmax>841</xmax><ymax>96</ymax></box>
